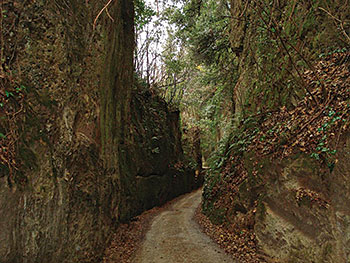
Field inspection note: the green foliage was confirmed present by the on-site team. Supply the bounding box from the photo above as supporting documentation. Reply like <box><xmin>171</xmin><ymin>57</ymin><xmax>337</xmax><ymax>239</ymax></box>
<box><xmin>309</xmin><ymin>108</ymin><xmax>343</xmax><ymax>171</ymax></box>
<box><xmin>134</xmin><ymin>0</ymin><xmax>156</xmax><ymax>31</ymax></box>
<box><xmin>242</xmin><ymin>0</ymin><xmax>350</xmax><ymax>115</ymax></box>
<box><xmin>151</xmin><ymin>0</ymin><xmax>349</xmax><ymax>178</ymax></box>
<box><xmin>159</xmin><ymin>0</ymin><xmax>237</xmax><ymax>160</ymax></box>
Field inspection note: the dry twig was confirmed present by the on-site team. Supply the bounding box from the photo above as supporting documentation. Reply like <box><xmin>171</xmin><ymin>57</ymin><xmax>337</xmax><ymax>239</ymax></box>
<box><xmin>93</xmin><ymin>0</ymin><xmax>114</xmax><ymax>31</ymax></box>
<box><xmin>319</xmin><ymin>7</ymin><xmax>350</xmax><ymax>45</ymax></box>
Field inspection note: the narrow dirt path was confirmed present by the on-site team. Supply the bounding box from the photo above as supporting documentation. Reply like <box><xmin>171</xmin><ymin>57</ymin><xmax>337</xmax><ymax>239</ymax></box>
<box><xmin>133</xmin><ymin>190</ymin><xmax>236</xmax><ymax>263</ymax></box>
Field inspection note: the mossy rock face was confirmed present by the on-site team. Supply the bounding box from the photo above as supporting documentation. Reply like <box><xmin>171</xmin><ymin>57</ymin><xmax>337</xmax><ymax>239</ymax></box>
<box><xmin>117</xmin><ymin>89</ymin><xmax>201</xmax><ymax>222</ymax></box>
<box><xmin>229</xmin><ymin>0</ymin><xmax>350</xmax><ymax>121</ymax></box>
<box><xmin>252</xmin><ymin>150</ymin><xmax>350</xmax><ymax>262</ymax></box>
<box><xmin>1</xmin><ymin>1</ymin><xmax>199</xmax><ymax>261</ymax></box>
<box><xmin>203</xmin><ymin>138</ymin><xmax>350</xmax><ymax>262</ymax></box>
<box><xmin>0</xmin><ymin>0</ymin><xmax>134</xmax><ymax>262</ymax></box>
<box><xmin>201</xmin><ymin>1</ymin><xmax>350</xmax><ymax>261</ymax></box>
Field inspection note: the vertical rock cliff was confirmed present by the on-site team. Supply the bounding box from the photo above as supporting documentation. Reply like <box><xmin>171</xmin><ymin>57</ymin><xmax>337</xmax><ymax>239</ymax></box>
<box><xmin>0</xmin><ymin>1</ymin><xmax>199</xmax><ymax>262</ymax></box>
<box><xmin>202</xmin><ymin>0</ymin><xmax>350</xmax><ymax>262</ymax></box>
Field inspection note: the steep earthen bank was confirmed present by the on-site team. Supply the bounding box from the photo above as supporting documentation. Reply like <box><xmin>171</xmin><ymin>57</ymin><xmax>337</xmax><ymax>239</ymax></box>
<box><xmin>202</xmin><ymin>1</ymin><xmax>350</xmax><ymax>262</ymax></box>
<box><xmin>0</xmin><ymin>1</ymin><xmax>199</xmax><ymax>262</ymax></box>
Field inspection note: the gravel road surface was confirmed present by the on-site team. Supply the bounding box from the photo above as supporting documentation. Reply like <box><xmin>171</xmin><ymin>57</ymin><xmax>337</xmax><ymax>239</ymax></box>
<box><xmin>133</xmin><ymin>190</ymin><xmax>235</xmax><ymax>263</ymax></box>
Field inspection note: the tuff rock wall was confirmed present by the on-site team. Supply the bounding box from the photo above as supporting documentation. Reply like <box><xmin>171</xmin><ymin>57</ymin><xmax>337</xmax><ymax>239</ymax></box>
<box><xmin>0</xmin><ymin>1</ymin><xmax>199</xmax><ymax>262</ymax></box>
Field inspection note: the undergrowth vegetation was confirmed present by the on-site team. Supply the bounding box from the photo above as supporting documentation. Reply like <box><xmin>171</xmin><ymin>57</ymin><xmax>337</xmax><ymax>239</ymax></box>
<box><xmin>174</xmin><ymin>0</ymin><xmax>350</xmax><ymax>260</ymax></box>
<box><xmin>199</xmin><ymin>0</ymin><xmax>350</xmax><ymax>199</ymax></box>
<box><xmin>0</xmin><ymin>2</ymin><xmax>41</xmax><ymax>187</ymax></box>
